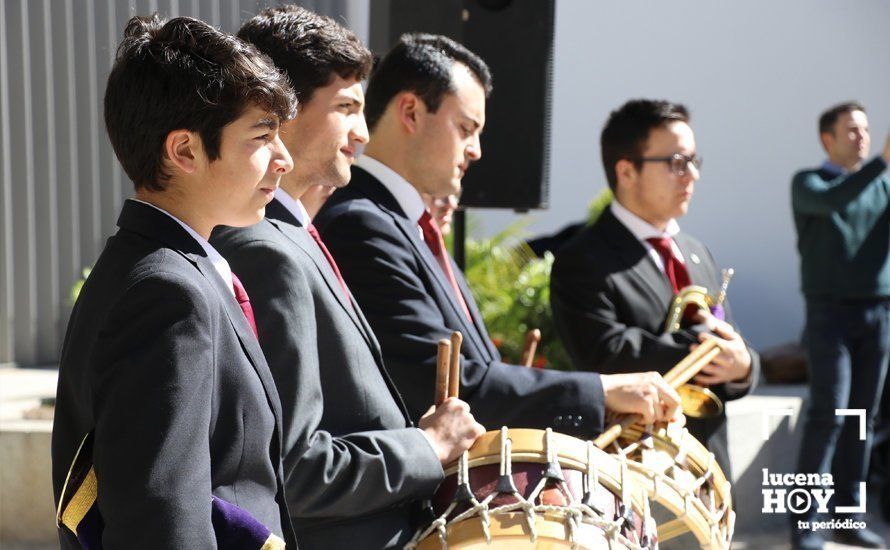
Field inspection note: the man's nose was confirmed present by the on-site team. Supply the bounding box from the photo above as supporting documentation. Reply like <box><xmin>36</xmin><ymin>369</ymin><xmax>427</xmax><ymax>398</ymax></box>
<box><xmin>271</xmin><ymin>135</ymin><xmax>294</xmax><ymax>174</ymax></box>
<box><xmin>467</xmin><ymin>134</ymin><xmax>482</xmax><ymax>161</ymax></box>
<box><xmin>351</xmin><ymin>114</ymin><xmax>369</xmax><ymax>145</ymax></box>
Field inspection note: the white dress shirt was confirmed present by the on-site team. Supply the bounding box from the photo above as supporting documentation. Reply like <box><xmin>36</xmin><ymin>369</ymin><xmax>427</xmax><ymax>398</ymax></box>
<box><xmin>610</xmin><ymin>200</ymin><xmax>685</xmax><ymax>273</ymax></box>
<box><xmin>356</xmin><ymin>154</ymin><xmax>427</xmax><ymax>240</ymax></box>
<box><xmin>130</xmin><ymin>198</ymin><xmax>235</xmax><ymax>296</ymax></box>
<box><xmin>274</xmin><ymin>187</ymin><xmax>311</xmax><ymax>226</ymax></box>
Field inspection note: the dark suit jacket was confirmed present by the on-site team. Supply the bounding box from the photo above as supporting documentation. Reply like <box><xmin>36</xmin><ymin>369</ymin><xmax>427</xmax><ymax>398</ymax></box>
<box><xmin>51</xmin><ymin>200</ymin><xmax>295</xmax><ymax>549</ymax></box>
<box><xmin>314</xmin><ymin>167</ymin><xmax>606</xmax><ymax>437</ymax></box>
<box><xmin>211</xmin><ymin>198</ymin><xmax>443</xmax><ymax>549</ymax></box>
<box><xmin>550</xmin><ymin>206</ymin><xmax>760</xmax><ymax>472</ymax></box>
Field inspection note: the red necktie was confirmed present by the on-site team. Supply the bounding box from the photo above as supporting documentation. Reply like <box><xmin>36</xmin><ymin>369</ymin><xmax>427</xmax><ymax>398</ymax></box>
<box><xmin>646</xmin><ymin>237</ymin><xmax>691</xmax><ymax>294</ymax></box>
<box><xmin>418</xmin><ymin>210</ymin><xmax>472</xmax><ymax>321</ymax></box>
<box><xmin>307</xmin><ymin>224</ymin><xmax>352</xmax><ymax>305</ymax></box>
<box><xmin>231</xmin><ymin>273</ymin><xmax>258</xmax><ymax>339</ymax></box>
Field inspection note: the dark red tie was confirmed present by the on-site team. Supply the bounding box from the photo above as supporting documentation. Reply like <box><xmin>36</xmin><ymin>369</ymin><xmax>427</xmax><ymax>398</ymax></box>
<box><xmin>646</xmin><ymin>237</ymin><xmax>691</xmax><ymax>294</ymax></box>
<box><xmin>418</xmin><ymin>210</ymin><xmax>471</xmax><ymax>321</ymax></box>
<box><xmin>307</xmin><ymin>224</ymin><xmax>351</xmax><ymax>305</ymax></box>
<box><xmin>231</xmin><ymin>273</ymin><xmax>258</xmax><ymax>339</ymax></box>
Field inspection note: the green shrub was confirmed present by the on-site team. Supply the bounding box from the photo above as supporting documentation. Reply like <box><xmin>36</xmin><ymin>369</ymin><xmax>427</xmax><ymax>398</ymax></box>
<box><xmin>458</xmin><ymin>188</ymin><xmax>612</xmax><ymax>370</ymax></box>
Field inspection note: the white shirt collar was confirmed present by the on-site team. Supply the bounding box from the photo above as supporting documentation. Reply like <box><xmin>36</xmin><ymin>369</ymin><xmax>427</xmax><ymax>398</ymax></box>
<box><xmin>356</xmin><ymin>154</ymin><xmax>427</xmax><ymax>225</ymax></box>
<box><xmin>610</xmin><ymin>199</ymin><xmax>680</xmax><ymax>240</ymax></box>
<box><xmin>610</xmin><ymin>199</ymin><xmax>685</xmax><ymax>269</ymax></box>
<box><xmin>130</xmin><ymin>198</ymin><xmax>234</xmax><ymax>296</ymax></box>
<box><xmin>274</xmin><ymin>187</ymin><xmax>311</xmax><ymax>226</ymax></box>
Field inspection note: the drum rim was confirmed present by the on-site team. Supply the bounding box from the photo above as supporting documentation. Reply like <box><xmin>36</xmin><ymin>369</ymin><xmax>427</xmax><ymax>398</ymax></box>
<box><xmin>616</xmin><ymin>425</ymin><xmax>734</xmax><ymax>547</ymax></box>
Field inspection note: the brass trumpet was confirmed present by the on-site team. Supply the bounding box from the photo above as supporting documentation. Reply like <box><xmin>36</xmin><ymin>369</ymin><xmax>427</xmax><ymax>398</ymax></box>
<box><xmin>665</xmin><ymin>269</ymin><xmax>734</xmax><ymax>418</ymax></box>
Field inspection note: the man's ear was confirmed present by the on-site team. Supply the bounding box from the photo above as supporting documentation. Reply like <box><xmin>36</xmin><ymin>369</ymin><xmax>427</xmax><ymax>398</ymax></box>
<box><xmin>395</xmin><ymin>92</ymin><xmax>422</xmax><ymax>134</ymax></box>
<box><xmin>615</xmin><ymin>158</ymin><xmax>638</xmax><ymax>191</ymax></box>
<box><xmin>163</xmin><ymin>129</ymin><xmax>201</xmax><ymax>176</ymax></box>
<box><xmin>819</xmin><ymin>131</ymin><xmax>833</xmax><ymax>153</ymax></box>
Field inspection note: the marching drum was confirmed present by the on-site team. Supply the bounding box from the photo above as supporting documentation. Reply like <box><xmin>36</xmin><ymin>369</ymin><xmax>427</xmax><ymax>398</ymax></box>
<box><xmin>407</xmin><ymin>428</ymin><xmax>657</xmax><ymax>549</ymax></box>
<box><xmin>608</xmin><ymin>422</ymin><xmax>734</xmax><ymax>549</ymax></box>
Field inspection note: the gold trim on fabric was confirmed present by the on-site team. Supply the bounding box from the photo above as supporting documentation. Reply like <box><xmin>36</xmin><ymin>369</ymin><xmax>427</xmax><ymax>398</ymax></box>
<box><xmin>261</xmin><ymin>533</ymin><xmax>287</xmax><ymax>550</ymax></box>
<box><xmin>60</xmin><ymin>467</ymin><xmax>97</xmax><ymax>534</ymax></box>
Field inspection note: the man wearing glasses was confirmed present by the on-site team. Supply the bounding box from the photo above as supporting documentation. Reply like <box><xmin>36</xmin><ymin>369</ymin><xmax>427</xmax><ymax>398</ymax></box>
<box><xmin>550</xmin><ymin>99</ymin><xmax>758</xmax><ymax>474</ymax></box>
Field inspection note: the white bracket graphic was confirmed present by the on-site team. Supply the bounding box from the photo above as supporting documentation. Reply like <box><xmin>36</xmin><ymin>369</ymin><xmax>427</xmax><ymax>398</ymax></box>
<box><xmin>835</xmin><ymin>409</ymin><xmax>866</xmax><ymax>441</ymax></box>
<box><xmin>836</xmin><ymin>482</ymin><xmax>867</xmax><ymax>513</ymax></box>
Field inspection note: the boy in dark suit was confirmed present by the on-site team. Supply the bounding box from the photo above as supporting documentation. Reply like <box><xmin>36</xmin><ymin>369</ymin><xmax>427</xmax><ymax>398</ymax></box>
<box><xmin>51</xmin><ymin>14</ymin><xmax>298</xmax><ymax>548</ymax></box>
<box><xmin>212</xmin><ymin>8</ymin><xmax>483</xmax><ymax>548</ymax></box>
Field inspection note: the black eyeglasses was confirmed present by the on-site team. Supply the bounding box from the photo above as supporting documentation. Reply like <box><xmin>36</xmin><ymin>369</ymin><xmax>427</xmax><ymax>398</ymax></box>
<box><xmin>636</xmin><ymin>153</ymin><xmax>703</xmax><ymax>177</ymax></box>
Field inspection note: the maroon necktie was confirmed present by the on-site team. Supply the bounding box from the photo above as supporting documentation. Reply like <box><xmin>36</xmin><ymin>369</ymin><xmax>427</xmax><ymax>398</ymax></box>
<box><xmin>231</xmin><ymin>273</ymin><xmax>258</xmax><ymax>339</ymax></box>
<box><xmin>646</xmin><ymin>237</ymin><xmax>691</xmax><ymax>294</ymax></box>
<box><xmin>307</xmin><ymin>224</ymin><xmax>352</xmax><ymax>305</ymax></box>
<box><xmin>418</xmin><ymin>210</ymin><xmax>472</xmax><ymax>321</ymax></box>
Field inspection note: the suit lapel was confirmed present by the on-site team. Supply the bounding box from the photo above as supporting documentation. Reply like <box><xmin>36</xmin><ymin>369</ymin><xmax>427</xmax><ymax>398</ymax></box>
<box><xmin>389</xmin><ymin>203</ymin><xmax>492</xmax><ymax>359</ymax></box>
<box><xmin>268</xmin><ymin>201</ymin><xmax>412</xmax><ymax>423</ymax></box>
<box><xmin>600</xmin><ymin>209</ymin><xmax>674</xmax><ymax>310</ymax></box>
<box><xmin>349</xmin><ymin>170</ymin><xmax>492</xmax><ymax>360</ymax></box>
<box><xmin>674</xmin><ymin>234</ymin><xmax>716</xmax><ymax>293</ymax></box>
<box><xmin>117</xmin><ymin>200</ymin><xmax>284</xmax><ymax>428</ymax></box>
<box><xmin>267</xmin><ymin>216</ymin><xmax>371</xmax><ymax>343</ymax></box>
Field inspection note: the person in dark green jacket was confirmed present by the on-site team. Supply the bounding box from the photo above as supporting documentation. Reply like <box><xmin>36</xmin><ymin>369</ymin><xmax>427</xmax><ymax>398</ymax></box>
<box><xmin>790</xmin><ymin>101</ymin><xmax>890</xmax><ymax>550</ymax></box>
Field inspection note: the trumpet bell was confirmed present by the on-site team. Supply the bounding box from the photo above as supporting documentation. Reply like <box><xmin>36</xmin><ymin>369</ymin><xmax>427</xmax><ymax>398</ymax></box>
<box><xmin>678</xmin><ymin>383</ymin><xmax>724</xmax><ymax>418</ymax></box>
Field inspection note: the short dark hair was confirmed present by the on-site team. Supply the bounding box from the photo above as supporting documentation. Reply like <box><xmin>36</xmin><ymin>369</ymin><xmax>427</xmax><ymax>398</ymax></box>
<box><xmin>237</xmin><ymin>5</ymin><xmax>372</xmax><ymax>104</ymax></box>
<box><xmin>364</xmin><ymin>33</ymin><xmax>493</xmax><ymax>132</ymax></box>
<box><xmin>819</xmin><ymin>101</ymin><xmax>866</xmax><ymax>135</ymax></box>
<box><xmin>600</xmin><ymin>99</ymin><xmax>690</xmax><ymax>190</ymax></box>
<box><xmin>104</xmin><ymin>14</ymin><xmax>296</xmax><ymax>191</ymax></box>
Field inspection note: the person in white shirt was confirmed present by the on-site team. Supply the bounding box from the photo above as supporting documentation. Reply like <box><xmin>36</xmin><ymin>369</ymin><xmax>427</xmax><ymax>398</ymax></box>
<box><xmin>550</xmin><ymin>98</ymin><xmax>759</xmax><ymax>477</ymax></box>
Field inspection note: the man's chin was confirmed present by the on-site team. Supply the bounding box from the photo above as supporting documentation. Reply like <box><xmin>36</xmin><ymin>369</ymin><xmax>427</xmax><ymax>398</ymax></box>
<box><xmin>234</xmin><ymin>207</ymin><xmax>266</xmax><ymax>227</ymax></box>
<box><xmin>333</xmin><ymin>165</ymin><xmax>353</xmax><ymax>188</ymax></box>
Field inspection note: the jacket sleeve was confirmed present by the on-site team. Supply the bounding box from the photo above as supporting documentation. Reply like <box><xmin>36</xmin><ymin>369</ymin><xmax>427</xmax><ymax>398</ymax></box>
<box><xmin>220</xmin><ymin>236</ymin><xmax>443</xmax><ymax>518</ymax></box>
<box><xmin>318</xmin><ymin>205</ymin><xmax>606</xmax><ymax>438</ymax></box>
<box><xmin>792</xmin><ymin>157</ymin><xmax>888</xmax><ymax>215</ymax></box>
<box><xmin>551</xmin><ymin>247</ymin><xmax>700</xmax><ymax>376</ymax></box>
<box><xmin>91</xmin><ymin>272</ymin><xmax>217</xmax><ymax>548</ymax></box>
<box><xmin>551</xmin><ymin>242</ymin><xmax>758</xmax><ymax>402</ymax></box>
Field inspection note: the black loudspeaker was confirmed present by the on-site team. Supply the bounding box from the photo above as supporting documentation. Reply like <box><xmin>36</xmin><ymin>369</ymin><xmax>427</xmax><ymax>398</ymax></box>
<box><xmin>369</xmin><ymin>0</ymin><xmax>555</xmax><ymax>211</ymax></box>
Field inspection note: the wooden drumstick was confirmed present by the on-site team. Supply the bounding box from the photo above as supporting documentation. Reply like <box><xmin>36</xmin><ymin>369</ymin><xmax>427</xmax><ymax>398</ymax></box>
<box><xmin>592</xmin><ymin>415</ymin><xmax>636</xmax><ymax>449</ymax></box>
<box><xmin>520</xmin><ymin>329</ymin><xmax>542</xmax><ymax>368</ymax></box>
<box><xmin>436</xmin><ymin>339</ymin><xmax>451</xmax><ymax>406</ymax></box>
<box><xmin>449</xmin><ymin>331</ymin><xmax>462</xmax><ymax>399</ymax></box>
<box><xmin>594</xmin><ymin>338</ymin><xmax>723</xmax><ymax>450</ymax></box>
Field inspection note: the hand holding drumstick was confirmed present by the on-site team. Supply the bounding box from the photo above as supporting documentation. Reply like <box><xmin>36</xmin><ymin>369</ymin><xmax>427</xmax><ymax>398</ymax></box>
<box><xmin>593</xmin><ymin>339</ymin><xmax>721</xmax><ymax>449</ymax></box>
<box><xmin>419</xmin><ymin>332</ymin><xmax>485</xmax><ymax>465</ymax></box>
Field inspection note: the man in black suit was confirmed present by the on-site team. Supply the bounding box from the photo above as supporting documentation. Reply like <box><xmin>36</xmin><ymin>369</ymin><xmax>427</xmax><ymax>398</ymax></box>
<box><xmin>550</xmin><ymin>99</ymin><xmax>758</xmax><ymax>473</ymax></box>
<box><xmin>51</xmin><ymin>15</ymin><xmax>298</xmax><ymax>548</ymax></box>
<box><xmin>212</xmin><ymin>8</ymin><xmax>484</xmax><ymax>548</ymax></box>
<box><xmin>315</xmin><ymin>34</ymin><xmax>681</xmax><ymax>439</ymax></box>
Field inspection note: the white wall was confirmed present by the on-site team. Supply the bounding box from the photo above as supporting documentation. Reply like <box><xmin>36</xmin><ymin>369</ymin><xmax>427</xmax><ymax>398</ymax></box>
<box><xmin>475</xmin><ymin>0</ymin><xmax>890</xmax><ymax>350</ymax></box>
